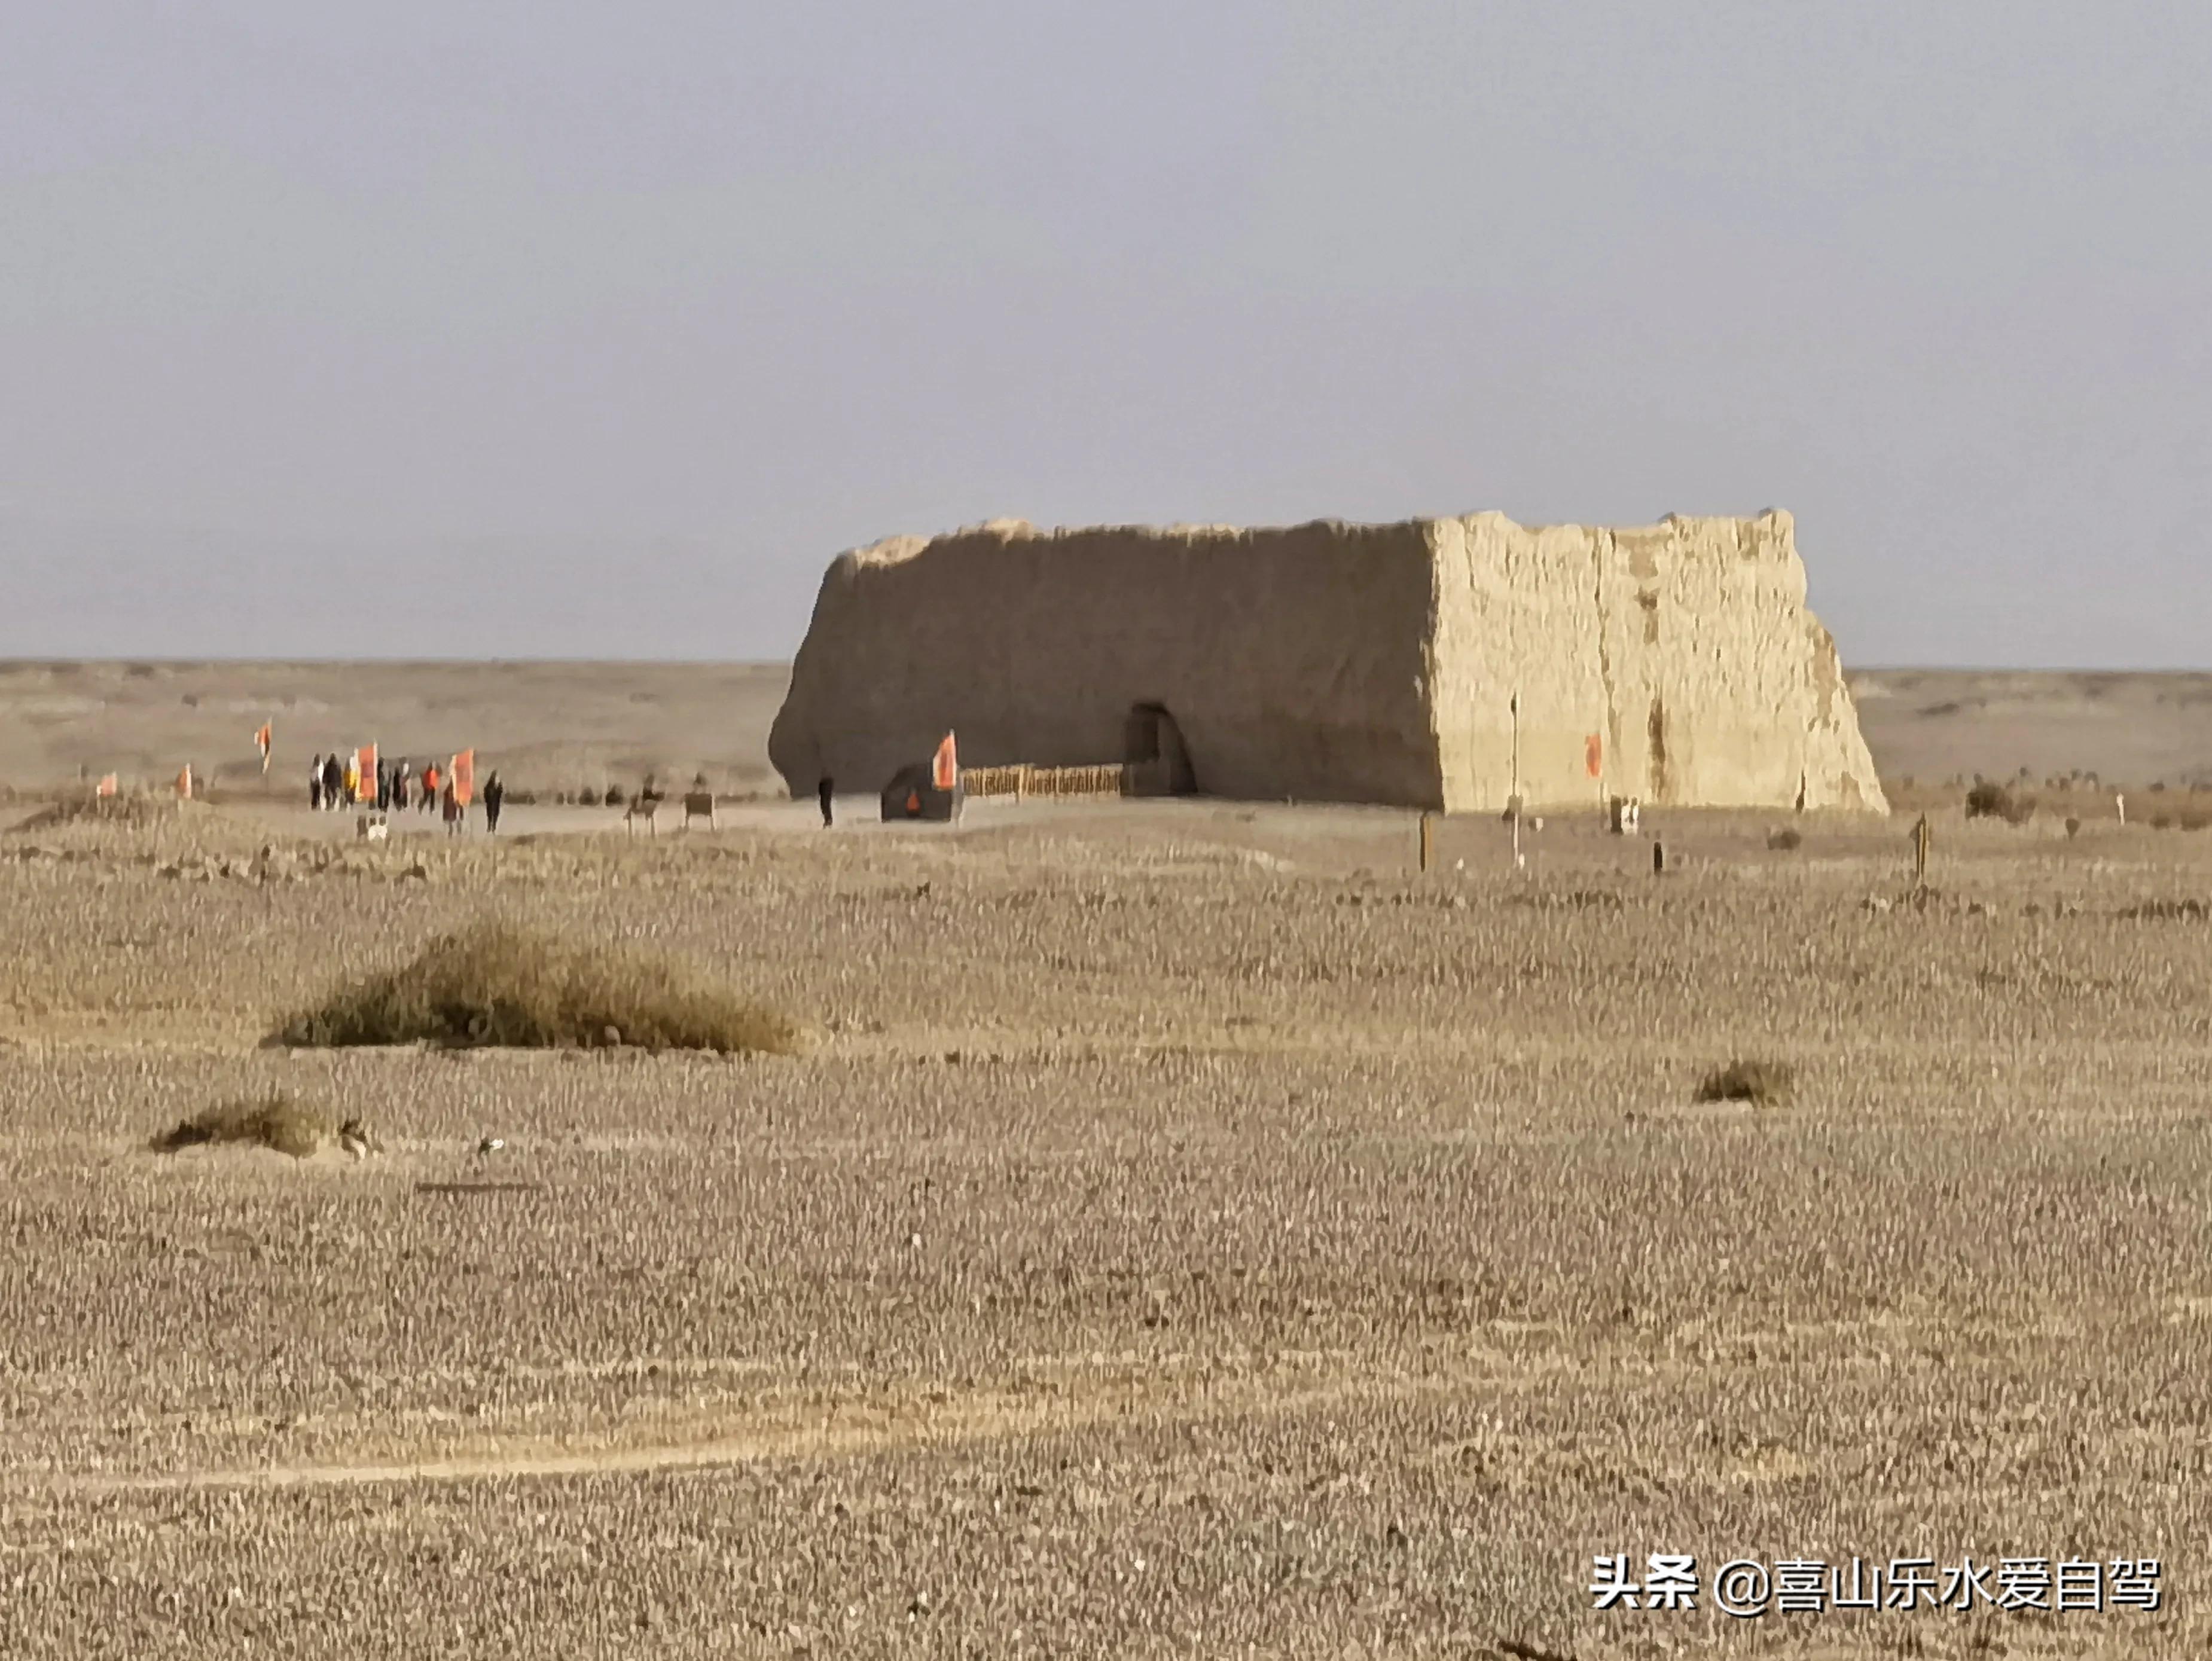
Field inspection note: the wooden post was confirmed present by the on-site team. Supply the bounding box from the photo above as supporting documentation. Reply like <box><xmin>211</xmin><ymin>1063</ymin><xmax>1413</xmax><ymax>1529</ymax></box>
<box><xmin>1652</xmin><ymin>839</ymin><xmax>1665</xmax><ymax>876</ymax></box>
<box><xmin>1509</xmin><ymin>691</ymin><xmax>1521</xmax><ymax>804</ymax></box>
<box><xmin>1509</xmin><ymin>691</ymin><xmax>1522</xmax><ymax>870</ymax></box>
<box><xmin>1912</xmin><ymin>813</ymin><xmax>1932</xmax><ymax>888</ymax></box>
<box><xmin>1419</xmin><ymin>811</ymin><xmax>1435</xmax><ymax>874</ymax></box>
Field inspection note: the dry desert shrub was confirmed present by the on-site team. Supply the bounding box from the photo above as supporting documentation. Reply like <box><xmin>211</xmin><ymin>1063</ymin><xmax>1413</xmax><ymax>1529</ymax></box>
<box><xmin>151</xmin><ymin>1092</ymin><xmax>332</xmax><ymax>1158</ymax></box>
<box><xmin>1512</xmin><ymin>888</ymin><xmax>1624</xmax><ymax>912</ymax></box>
<box><xmin>270</xmin><ymin>920</ymin><xmax>805</xmax><ymax>1055</ymax></box>
<box><xmin>1964</xmin><ymin>781</ymin><xmax>2034</xmax><ymax>825</ymax></box>
<box><xmin>2119</xmin><ymin>898</ymin><xmax>2211</xmax><ymax>921</ymax></box>
<box><xmin>1767</xmin><ymin>827</ymin><xmax>1804</xmax><ymax>851</ymax></box>
<box><xmin>1695</xmin><ymin>1058</ymin><xmax>1796</xmax><ymax>1107</ymax></box>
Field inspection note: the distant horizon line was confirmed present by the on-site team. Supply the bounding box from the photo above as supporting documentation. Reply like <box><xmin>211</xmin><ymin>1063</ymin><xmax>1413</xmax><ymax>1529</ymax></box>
<box><xmin>0</xmin><ymin>657</ymin><xmax>794</xmax><ymax>671</ymax></box>
<box><xmin>2</xmin><ymin>657</ymin><xmax>2210</xmax><ymax>677</ymax></box>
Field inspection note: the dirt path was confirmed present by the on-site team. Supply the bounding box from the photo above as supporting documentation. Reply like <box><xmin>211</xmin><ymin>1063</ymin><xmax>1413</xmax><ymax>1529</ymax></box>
<box><xmin>64</xmin><ymin>1353</ymin><xmax>1437</xmax><ymax>1494</ymax></box>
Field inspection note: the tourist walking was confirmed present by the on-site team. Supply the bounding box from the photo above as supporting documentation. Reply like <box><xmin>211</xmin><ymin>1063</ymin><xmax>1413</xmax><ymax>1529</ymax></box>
<box><xmin>391</xmin><ymin>759</ymin><xmax>411</xmax><ymax>813</ymax></box>
<box><xmin>482</xmin><ymin>772</ymin><xmax>505</xmax><ymax>834</ymax></box>
<box><xmin>441</xmin><ymin>781</ymin><xmax>462</xmax><ymax>835</ymax></box>
<box><xmin>321</xmin><ymin>753</ymin><xmax>342</xmax><ymax>810</ymax></box>
<box><xmin>341</xmin><ymin>754</ymin><xmax>359</xmax><ymax>805</ymax></box>
<box><xmin>376</xmin><ymin>758</ymin><xmax>391</xmax><ymax>812</ymax></box>
<box><xmin>308</xmin><ymin>754</ymin><xmax>323</xmax><ymax>813</ymax></box>
<box><xmin>420</xmin><ymin>761</ymin><xmax>440</xmax><ymax>814</ymax></box>
<box><xmin>817</xmin><ymin>776</ymin><xmax>834</xmax><ymax>828</ymax></box>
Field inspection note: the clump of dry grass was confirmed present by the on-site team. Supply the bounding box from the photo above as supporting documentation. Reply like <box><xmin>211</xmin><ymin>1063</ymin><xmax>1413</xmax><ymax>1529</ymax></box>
<box><xmin>2119</xmin><ymin>899</ymin><xmax>2211</xmax><ymax>921</ymax></box>
<box><xmin>1965</xmin><ymin>782</ymin><xmax>2035</xmax><ymax>825</ymax></box>
<box><xmin>1695</xmin><ymin>1058</ymin><xmax>1796</xmax><ymax>1107</ymax></box>
<box><xmin>271</xmin><ymin>920</ymin><xmax>806</xmax><ymax>1054</ymax></box>
<box><xmin>1767</xmin><ymin>827</ymin><xmax>1804</xmax><ymax>851</ymax></box>
<box><xmin>1512</xmin><ymin>888</ymin><xmax>1624</xmax><ymax>912</ymax></box>
<box><xmin>151</xmin><ymin>1092</ymin><xmax>332</xmax><ymax>1158</ymax></box>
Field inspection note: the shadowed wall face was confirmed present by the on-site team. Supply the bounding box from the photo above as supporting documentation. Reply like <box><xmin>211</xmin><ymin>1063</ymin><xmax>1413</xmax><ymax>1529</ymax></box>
<box><xmin>770</xmin><ymin>512</ymin><xmax>1887</xmax><ymax>811</ymax></box>
<box><xmin>770</xmin><ymin>519</ymin><xmax>1439</xmax><ymax>804</ymax></box>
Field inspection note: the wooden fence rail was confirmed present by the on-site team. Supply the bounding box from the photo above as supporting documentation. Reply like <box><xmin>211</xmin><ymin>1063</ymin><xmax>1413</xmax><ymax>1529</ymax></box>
<box><xmin>960</xmin><ymin>762</ymin><xmax>1134</xmax><ymax>799</ymax></box>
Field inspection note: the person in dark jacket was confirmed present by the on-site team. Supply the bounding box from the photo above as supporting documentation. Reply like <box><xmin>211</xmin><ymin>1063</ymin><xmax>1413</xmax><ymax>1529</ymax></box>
<box><xmin>482</xmin><ymin>773</ymin><xmax>505</xmax><ymax>833</ymax></box>
<box><xmin>308</xmin><ymin>754</ymin><xmax>323</xmax><ymax>813</ymax></box>
<box><xmin>321</xmin><ymin>753</ymin><xmax>342</xmax><ymax>810</ymax></box>
<box><xmin>817</xmin><ymin>777</ymin><xmax>834</xmax><ymax>828</ymax></box>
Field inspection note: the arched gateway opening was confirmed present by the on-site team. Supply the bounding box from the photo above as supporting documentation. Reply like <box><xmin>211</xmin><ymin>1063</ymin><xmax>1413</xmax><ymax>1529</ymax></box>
<box><xmin>1124</xmin><ymin>703</ymin><xmax>1197</xmax><ymax>795</ymax></box>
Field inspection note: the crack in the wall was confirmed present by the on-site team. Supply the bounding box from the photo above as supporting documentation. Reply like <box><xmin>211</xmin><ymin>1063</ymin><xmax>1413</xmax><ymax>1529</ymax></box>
<box><xmin>1592</xmin><ymin>536</ymin><xmax>1618</xmax><ymax>793</ymax></box>
<box><xmin>1463</xmin><ymin>528</ymin><xmax>1479</xmax><ymax>805</ymax></box>
<box><xmin>1423</xmin><ymin>521</ymin><xmax>1461</xmax><ymax>810</ymax></box>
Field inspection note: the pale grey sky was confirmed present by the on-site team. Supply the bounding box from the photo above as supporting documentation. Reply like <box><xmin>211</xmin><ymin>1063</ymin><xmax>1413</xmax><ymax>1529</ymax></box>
<box><xmin>4</xmin><ymin>2</ymin><xmax>2208</xmax><ymax>665</ymax></box>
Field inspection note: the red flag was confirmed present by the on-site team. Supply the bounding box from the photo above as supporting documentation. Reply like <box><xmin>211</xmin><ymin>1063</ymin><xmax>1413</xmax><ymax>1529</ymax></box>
<box><xmin>932</xmin><ymin>732</ymin><xmax>958</xmax><ymax>792</ymax></box>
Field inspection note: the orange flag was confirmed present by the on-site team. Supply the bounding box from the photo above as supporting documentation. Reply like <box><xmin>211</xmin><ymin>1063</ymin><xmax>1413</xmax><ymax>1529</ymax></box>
<box><xmin>932</xmin><ymin>732</ymin><xmax>958</xmax><ymax>792</ymax></box>
<box><xmin>450</xmin><ymin>750</ymin><xmax>475</xmax><ymax>806</ymax></box>
<box><xmin>356</xmin><ymin>744</ymin><xmax>377</xmax><ymax>804</ymax></box>
<box><xmin>254</xmin><ymin>722</ymin><xmax>273</xmax><ymax>773</ymax></box>
<box><xmin>96</xmin><ymin>774</ymin><xmax>117</xmax><ymax>798</ymax></box>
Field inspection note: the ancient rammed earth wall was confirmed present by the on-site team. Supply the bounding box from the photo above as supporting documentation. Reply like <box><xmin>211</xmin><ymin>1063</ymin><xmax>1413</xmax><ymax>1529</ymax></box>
<box><xmin>768</xmin><ymin>511</ymin><xmax>1887</xmax><ymax>814</ymax></box>
<box><xmin>770</xmin><ymin>518</ymin><xmax>1439</xmax><ymax>805</ymax></box>
<box><xmin>1426</xmin><ymin>510</ymin><xmax>1883</xmax><ymax>812</ymax></box>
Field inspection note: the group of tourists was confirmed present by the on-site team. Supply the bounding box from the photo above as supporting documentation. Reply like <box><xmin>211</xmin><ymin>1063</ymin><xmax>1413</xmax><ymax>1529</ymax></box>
<box><xmin>307</xmin><ymin>753</ymin><xmax>504</xmax><ymax>833</ymax></box>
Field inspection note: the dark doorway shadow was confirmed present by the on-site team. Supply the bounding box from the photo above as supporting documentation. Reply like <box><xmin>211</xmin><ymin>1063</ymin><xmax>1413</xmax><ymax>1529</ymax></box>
<box><xmin>1124</xmin><ymin>703</ymin><xmax>1197</xmax><ymax>795</ymax></box>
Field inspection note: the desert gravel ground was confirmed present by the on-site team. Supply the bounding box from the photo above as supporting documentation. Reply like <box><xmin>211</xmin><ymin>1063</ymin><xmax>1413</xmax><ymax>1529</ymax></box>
<box><xmin>3</xmin><ymin>795</ymin><xmax>2211</xmax><ymax>1657</ymax></box>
